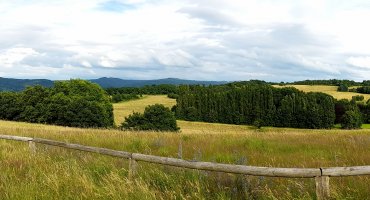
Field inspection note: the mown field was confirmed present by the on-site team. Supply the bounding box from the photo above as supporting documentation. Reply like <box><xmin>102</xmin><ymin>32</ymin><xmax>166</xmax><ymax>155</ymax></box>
<box><xmin>1</xmin><ymin>95</ymin><xmax>370</xmax><ymax>199</ymax></box>
<box><xmin>274</xmin><ymin>84</ymin><xmax>370</xmax><ymax>101</ymax></box>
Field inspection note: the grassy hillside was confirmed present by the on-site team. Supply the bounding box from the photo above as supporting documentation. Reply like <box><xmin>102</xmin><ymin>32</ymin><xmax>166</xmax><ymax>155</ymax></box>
<box><xmin>274</xmin><ymin>85</ymin><xmax>370</xmax><ymax>101</ymax></box>
<box><xmin>1</xmin><ymin>95</ymin><xmax>370</xmax><ymax>199</ymax></box>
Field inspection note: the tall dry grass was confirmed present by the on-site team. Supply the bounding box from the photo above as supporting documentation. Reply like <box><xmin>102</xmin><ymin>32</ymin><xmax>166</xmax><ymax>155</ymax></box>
<box><xmin>0</xmin><ymin>95</ymin><xmax>370</xmax><ymax>199</ymax></box>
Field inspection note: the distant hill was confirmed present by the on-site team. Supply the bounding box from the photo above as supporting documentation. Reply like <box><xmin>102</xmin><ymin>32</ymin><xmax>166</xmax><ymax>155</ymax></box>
<box><xmin>0</xmin><ymin>77</ymin><xmax>54</xmax><ymax>91</ymax></box>
<box><xmin>90</xmin><ymin>77</ymin><xmax>227</xmax><ymax>88</ymax></box>
<box><xmin>0</xmin><ymin>77</ymin><xmax>226</xmax><ymax>91</ymax></box>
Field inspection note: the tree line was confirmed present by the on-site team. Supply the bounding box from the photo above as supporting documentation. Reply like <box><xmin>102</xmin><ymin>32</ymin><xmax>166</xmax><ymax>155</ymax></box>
<box><xmin>174</xmin><ymin>82</ymin><xmax>363</xmax><ymax>129</ymax></box>
<box><xmin>106</xmin><ymin>84</ymin><xmax>179</xmax><ymax>95</ymax></box>
<box><xmin>292</xmin><ymin>79</ymin><xmax>361</xmax><ymax>86</ymax></box>
<box><xmin>106</xmin><ymin>84</ymin><xmax>180</xmax><ymax>103</ymax></box>
<box><xmin>0</xmin><ymin>80</ymin><xmax>114</xmax><ymax>128</ymax></box>
<box><xmin>349</xmin><ymin>86</ymin><xmax>370</xmax><ymax>94</ymax></box>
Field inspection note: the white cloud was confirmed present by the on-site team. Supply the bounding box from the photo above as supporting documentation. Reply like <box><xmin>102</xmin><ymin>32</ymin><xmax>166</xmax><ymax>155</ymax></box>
<box><xmin>0</xmin><ymin>0</ymin><xmax>370</xmax><ymax>81</ymax></box>
<box><xmin>347</xmin><ymin>57</ymin><xmax>370</xmax><ymax>69</ymax></box>
<box><xmin>0</xmin><ymin>47</ymin><xmax>40</xmax><ymax>68</ymax></box>
<box><xmin>81</xmin><ymin>61</ymin><xmax>92</xmax><ymax>68</ymax></box>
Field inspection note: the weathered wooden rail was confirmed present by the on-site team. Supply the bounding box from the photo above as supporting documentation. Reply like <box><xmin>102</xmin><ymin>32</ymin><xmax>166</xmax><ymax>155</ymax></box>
<box><xmin>1</xmin><ymin>135</ymin><xmax>370</xmax><ymax>199</ymax></box>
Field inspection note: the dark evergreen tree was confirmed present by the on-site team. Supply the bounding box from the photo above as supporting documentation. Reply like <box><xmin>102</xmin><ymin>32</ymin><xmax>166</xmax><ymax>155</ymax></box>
<box><xmin>175</xmin><ymin>83</ymin><xmax>335</xmax><ymax>129</ymax></box>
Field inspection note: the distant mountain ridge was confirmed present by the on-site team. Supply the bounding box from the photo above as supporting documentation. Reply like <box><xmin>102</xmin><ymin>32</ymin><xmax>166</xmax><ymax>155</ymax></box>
<box><xmin>0</xmin><ymin>77</ymin><xmax>54</xmax><ymax>91</ymax></box>
<box><xmin>90</xmin><ymin>77</ymin><xmax>227</xmax><ymax>88</ymax></box>
<box><xmin>0</xmin><ymin>77</ymin><xmax>226</xmax><ymax>91</ymax></box>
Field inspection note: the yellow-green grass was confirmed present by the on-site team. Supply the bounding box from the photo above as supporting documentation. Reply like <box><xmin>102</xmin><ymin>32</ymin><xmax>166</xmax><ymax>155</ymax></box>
<box><xmin>274</xmin><ymin>85</ymin><xmax>370</xmax><ymax>101</ymax></box>
<box><xmin>335</xmin><ymin>124</ymin><xmax>370</xmax><ymax>129</ymax></box>
<box><xmin>362</xmin><ymin>124</ymin><xmax>370</xmax><ymax>129</ymax></box>
<box><xmin>1</xmin><ymin>95</ymin><xmax>370</xmax><ymax>199</ymax></box>
<box><xmin>1</xmin><ymin>120</ymin><xmax>370</xmax><ymax>199</ymax></box>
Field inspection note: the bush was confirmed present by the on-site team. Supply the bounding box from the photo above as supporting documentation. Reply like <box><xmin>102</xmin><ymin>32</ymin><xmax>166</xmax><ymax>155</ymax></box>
<box><xmin>253</xmin><ymin>119</ymin><xmax>263</xmax><ymax>129</ymax></box>
<box><xmin>121</xmin><ymin>112</ymin><xmax>147</xmax><ymax>130</ymax></box>
<box><xmin>341</xmin><ymin>110</ymin><xmax>362</xmax><ymax>129</ymax></box>
<box><xmin>121</xmin><ymin>104</ymin><xmax>179</xmax><ymax>131</ymax></box>
<box><xmin>352</xmin><ymin>95</ymin><xmax>364</xmax><ymax>101</ymax></box>
<box><xmin>337</xmin><ymin>84</ymin><xmax>349</xmax><ymax>92</ymax></box>
<box><xmin>167</xmin><ymin>93</ymin><xmax>179</xmax><ymax>99</ymax></box>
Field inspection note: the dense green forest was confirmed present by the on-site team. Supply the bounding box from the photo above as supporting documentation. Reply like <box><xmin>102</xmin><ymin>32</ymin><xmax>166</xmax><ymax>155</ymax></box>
<box><xmin>174</xmin><ymin>82</ymin><xmax>366</xmax><ymax>129</ymax></box>
<box><xmin>0</xmin><ymin>80</ymin><xmax>113</xmax><ymax>128</ymax></box>
<box><xmin>106</xmin><ymin>84</ymin><xmax>179</xmax><ymax>95</ymax></box>
<box><xmin>2</xmin><ymin>79</ymin><xmax>370</xmax><ymax>129</ymax></box>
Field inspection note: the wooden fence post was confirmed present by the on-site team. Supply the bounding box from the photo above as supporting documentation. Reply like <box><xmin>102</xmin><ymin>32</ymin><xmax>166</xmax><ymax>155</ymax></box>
<box><xmin>129</xmin><ymin>158</ymin><xmax>138</xmax><ymax>179</ymax></box>
<box><xmin>178</xmin><ymin>140</ymin><xmax>183</xmax><ymax>159</ymax></box>
<box><xmin>315</xmin><ymin>176</ymin><xmax>330</xmax><ymax>200</ymax></box>
<box><xmin>28</xmin><ymin>141</ymin><xmax>36</xmax><ymax>154</ymax></box>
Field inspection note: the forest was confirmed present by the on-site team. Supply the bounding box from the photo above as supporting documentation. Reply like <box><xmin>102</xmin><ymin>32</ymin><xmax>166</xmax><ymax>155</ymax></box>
<box><xmin>174</xmin><ymin>82</ymin><xmax>367</xmax><ymax>129</ymax></box>
<box><xmin>0</xmin><ymin>80</ymin><xmax>113</xmax><ymax>128</ymax></box>
<box><xmin>1</xmin><ymin>79</ymin><xmax>370</xmax><ymax>129</ymax></box>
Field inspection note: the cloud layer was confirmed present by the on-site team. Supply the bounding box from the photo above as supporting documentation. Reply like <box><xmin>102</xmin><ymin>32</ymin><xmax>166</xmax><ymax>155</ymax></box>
<box><xmin>0</xmin><ymin>0</ymin><xmax>370</xmax><ymax>81</ymax></box>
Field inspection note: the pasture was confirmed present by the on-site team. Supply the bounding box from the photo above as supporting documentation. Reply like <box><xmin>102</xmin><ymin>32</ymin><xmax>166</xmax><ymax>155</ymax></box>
<box><xmin>0</xmin><ymin>95</ymin><xmax>370</xmax><ymax>199</ymax></box>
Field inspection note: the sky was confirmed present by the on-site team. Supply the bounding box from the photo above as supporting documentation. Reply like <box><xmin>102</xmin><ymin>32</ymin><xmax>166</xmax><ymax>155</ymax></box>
<box><xmin>0</xmin><ymin>0</ymin><xmax>370</xmax><ymax>81</ymax></box>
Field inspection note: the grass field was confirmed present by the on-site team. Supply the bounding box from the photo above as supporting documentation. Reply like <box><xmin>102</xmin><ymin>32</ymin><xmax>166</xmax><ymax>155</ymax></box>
<box><xmin>362</xmin><ymin>124</ymin><xmax>370</xmax><ymax>129</ymax></box>
<box><xmin>1</xmin><ymin>95</ymin><xmax>370</xmax><ymax>199</ymax></box>
<box><xmin>274</xmin><ymin>85</ymin><xmax>370</xmax><ymax>101</ymax></box>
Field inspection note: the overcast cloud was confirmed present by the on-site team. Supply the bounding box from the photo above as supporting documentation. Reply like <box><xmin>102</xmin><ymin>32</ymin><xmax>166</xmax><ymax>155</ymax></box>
<box><xmin>0</xmin><ymin>0</ymin><xmax>370</xmax><ymax>81</ymax></box>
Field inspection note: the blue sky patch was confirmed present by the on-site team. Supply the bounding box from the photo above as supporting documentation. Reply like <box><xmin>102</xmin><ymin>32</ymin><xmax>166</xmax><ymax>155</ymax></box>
<box><xmin>98</xmin><ymin>1</ymin><xmax>135</xmax><ymax>13</ymax></box>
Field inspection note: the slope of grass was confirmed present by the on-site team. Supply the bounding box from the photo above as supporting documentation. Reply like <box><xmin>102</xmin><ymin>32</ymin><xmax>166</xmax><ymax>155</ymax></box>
<box><xmin>274</xmin><ymin>85</ymin><xmax>370</xmax><ymax>101</ymax></box>
<box><xmin>1</xmin><ymin>95</ymin><xmax>370</xmax><ymax>199</ymax></box>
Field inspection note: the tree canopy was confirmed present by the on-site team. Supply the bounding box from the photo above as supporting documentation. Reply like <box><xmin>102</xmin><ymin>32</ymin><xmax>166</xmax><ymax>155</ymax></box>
<box><xmin>121</xmin><ymin>104</ymin><xmax>179</xmax><ymax>132</ymax></box>
<box><xmin>0</xmin><ymin>80</ymin><xmax>114</xmax><ymax>128</ymax></box>
<box><xmin>174</xmin><ymin>83</ymin><xmax>336</xmax><ymax>129</ymax></box>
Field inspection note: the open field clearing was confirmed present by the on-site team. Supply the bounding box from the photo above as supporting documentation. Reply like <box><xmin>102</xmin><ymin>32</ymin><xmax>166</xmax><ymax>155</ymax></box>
<box><xmin>1</xmin><ymin>96</ymin><xmax>370</xmax><ymax>199</ymax></box>
<box><xmin>274</xmin><ymin>85</ymin><xmax>370</xmax><ymax>101</ymax></box>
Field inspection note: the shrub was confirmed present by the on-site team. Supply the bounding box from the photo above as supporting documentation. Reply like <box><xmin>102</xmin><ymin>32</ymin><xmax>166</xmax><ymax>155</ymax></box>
<box><xmin>341</xmin><ymin>110</ymin><xmax>362</xmax><ymax>129</ymax></box>
<box><xmin>252</xmin><ymin>119</ymin><xmax>263</xmax><ymax>129</ymax></box>
<box><xmin>352</xmin><ymin>95</ymin><xmax>364</xmax><ymax>102</ymax></box>
<box><xmin>337</xmin><ymin>84</ymin><xmax>348</xmax><ymax>92</ymax></box>
<box><xmin>167</xmin><ymin>93</ymin><xmax>179</xmax><ymax>99</ymax></box>
<box><xmin>122</xmin><ymin>104</ymin><xmax>179</xmax><ymax>131</ymax></box>
<box><xmin>121</xmin><ymin>112</ymin><xmax>147</xmax><ymax>130</ymax></box>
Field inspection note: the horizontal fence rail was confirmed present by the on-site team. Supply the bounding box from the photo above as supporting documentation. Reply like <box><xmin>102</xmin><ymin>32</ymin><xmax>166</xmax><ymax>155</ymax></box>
<box><xmin>1</xmin><ymin>134</ymin><xmax>370</xmax><ymax>200</ymax></box>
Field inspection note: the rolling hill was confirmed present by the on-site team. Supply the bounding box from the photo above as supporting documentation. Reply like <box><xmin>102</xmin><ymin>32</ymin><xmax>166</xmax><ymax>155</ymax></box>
<box><xmin>89</xmin><ymin>77</ymin><xmax>226</xmax><ymax>88</ymax></box>
<box><xmin>0</xmin><ymin>77</ymin><xmax>226</xmax><ymax>91</ymax></box>
<box><xmin>0</xmin><ymin>77</ymin><xmax>54</xmax><ymax>91</ymax></box>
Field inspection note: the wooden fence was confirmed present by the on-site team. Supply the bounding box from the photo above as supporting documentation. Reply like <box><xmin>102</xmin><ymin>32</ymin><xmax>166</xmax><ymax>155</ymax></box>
<box><xmin>1</xmin><ymin>134</ymin><xmax>370</xmax><ymax>199</ymax></box>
